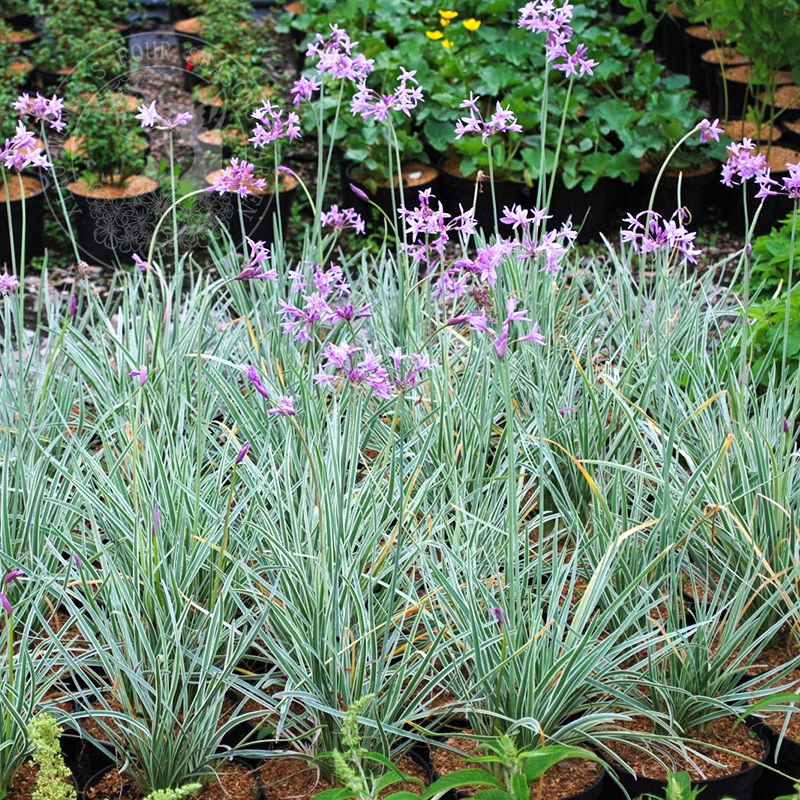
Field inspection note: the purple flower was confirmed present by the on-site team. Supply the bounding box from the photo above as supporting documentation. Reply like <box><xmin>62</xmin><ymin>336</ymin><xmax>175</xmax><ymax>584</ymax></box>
<box><xmin>5</xmin><ymin>570</ymin><xmax>24</xmax><ymax>583</ymax></box>
<box><xmin>320</xmin><ymin>205</ymin><xmax>366</xmax><ymax>235</ymax></box>
<box><xmin>0</xmin><ymin>594</ymin><xmax>11</xmax><ymax>615</ymax></box>
<box><xmin>132</xmin><ymin>253</ymin><xmax>152</xmax><ymax>272</ymax></box>
<box><xmin>250</xmin><ymin>100</ymin><xmax>302</xmax><ymax>147</ymax></box>
<box><xmin>291</xmin><ymin>75</ymin><xmax>322</xmax><ymax>105</ymax></box>
<box><xmin>490</xmin><ymin>606</ymin><xmax>507</xmax><ymax>625</ymax></box>
<box><xmin>781</xmin><ymin>161</ymin><xmax>800</xmax><ymax>201</ymax></box>
<box><xmin>235</xmin><ymin>442</ymin><xmax>251</xmax><ymax>463</ymax></box>
<box><xmin>243</xmin><ymin>364</ymin><xmax>270</xmax><ymax>399</ymax></box>
<box><xmin>314</xmin><ymin>343</ymin><xmax>393</xmax><ymax>399</ymax></box>
<box><xmin>14</xmin><ymin>92</ymin><xmax>66</xmax><ymax>133</ymax></box>
<box><xmin>68</xmin><ymin>294</ymin><xmax>77</xmax><ymax>318</ymax></box>
<box><xmin>135</xmin><ymin>101</ymin><xmax>192</xmax><ymax>130</ymax></box>
<box><xmin>129</xmin><ymin>365</ymin><xmax>148</xmax><ymax>385</ymax></box>
<box><xmin>152</xmin><ymin>503</ymin><xmax>160</xmax><ymax>535</ymax></box>
<box><xmin>455</xmin><ymin>95</ymin><xmax>522</xmax><ymax>142</ymax></box>
<box><xmin>234</xmin><ymin>238</ymin><xmax>277</xmax><ymax>281</ymax></box>
<box><xmin>208</xmin><ymin>158</ymin><xmax>267</xmax><ymax>197</ymax></box>
<box><xmin>389</xmin><ymin>348</ymin><xmax>433</xmax><ymax>391</ymax></box>
<box><xmin>698</xmin><ymin>118</ymin><xmax>723</xmax><ymax>144</ymax></box>
<box><xmin>350</xmin><ymin>68</ymin><xmax>424</xmax><ymax>121</ymax></box>
<box><xmin>0</xmin><ymin>121</ymin><xmax>52</xmax><ymax>172</ymax></box>
<box><xmin>721</xmin><ymin>138</ymin><xmax>768</xmax><ymax>188</ymax></box>
<box><xmin>552</xmin><ymin>42</ymin><xmax>598</xmax><ymax>77</ymax></box>
<box><xmin>306</xmin><ymin>24</ymin><xmax>375</xmax><ymax>83</ymax></box>
<box><xmin>784</xmin><ymin>418</ymin><xmax>791</xmax><ymax>434</ymax></box>
<box><xmin>621</xmin><ymin>209</ymin><xmax>701</xmax><ymax>264</ymax></box>
<box><xmin>349</xmin><ymin>182</ymin><xmax>370</xmax><ymax>202</ymax></box>
<box><xmin>278</xmin><ymin>293</ymin><xmax>331</xmax><ymax>342</ymax></box>
<box><xmin>267</xmin><ymin>395</ymin><xmax>297</xmax><ymax>417</ymax></box>
<box><xmin>557</xmin><ymin>405</ymin><xmax>573</xmax><ymax>416</ymax></box>
<box><xmin>0</xmin><ymin>273</ymin><xmax>20</xmax><ymax>296</ymax></box>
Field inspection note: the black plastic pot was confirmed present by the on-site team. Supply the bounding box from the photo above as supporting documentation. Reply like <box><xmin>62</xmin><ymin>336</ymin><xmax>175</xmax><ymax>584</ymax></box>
<box><xmin>437</xmin><ymin>159</ymin><xmax>531</xmax><ymax>237</ymax></box>
<box><xmin>0</xmin><ymin>173</ymin><xmax>49</xmax><ymax>271</ymax></box>
<box><xmin>67</xmin><ymin>181</ymin><xmax>162</xmax><ymax>268</ymax></box>
<box><xmin>548</xmin><ymin>176</ymin><xmax>619</xmax><ymax>243</ymax></box>
<box><xmin>780</xmin><ymin>120</ymin><xmax>800</xmax><ymax>149</ymax></box>
<box><xmin>754</xmin><ymin>725</ymin><xmax>800</xmax><ymax>800</ymax></box>
<box><xmin>701</xmin><ymin>49</ymin><xmax>750</xmax><ymax>118</ymax></box>
<box><xmin>60</xmin><ymin>730</ymin><xmax>116</xmax><ymax>791</ymax></box>
<box><xmin>626</xmin><ymin>161</ymin><xmax>719</xmax><ymax>226</ymax></box>
<box><xmin>683</xmin><ymin>25</ymin><xmax>720</xmax><ymax>97</ymax></box>
<box><xmin>605</xmin><ymin>729</ymin><xmax>769</xmax><ymax>800</ymax></box>
<box><xmin>658</xmin><ymin>8</ymin><xmax>689</xmax><ymax>74</ymax></box>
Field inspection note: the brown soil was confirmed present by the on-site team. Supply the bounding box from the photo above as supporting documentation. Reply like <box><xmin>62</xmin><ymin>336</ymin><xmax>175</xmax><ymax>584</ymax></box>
<box><xmin>606</xmin><ymin>717</ymin><xmax>765</xmax><ymax>781</ymax></box>
<box><xmin>745</xmin><ymin>641</ymin><xmax>800</xmax><ymax>739</ymax></box>
<box><xmin>700</xmin><ymin>46</ymin><xmax>749</xmax><ymax>69</ymax></box>
<box><xmin>684</xmin><ymin>25</ymin><xmax>727</xmax><ymax>43</ymax></box>
<box><xmin>70</xmin><ymin>91</ymin><xmax>141</xmax><ymax>114</ymax></box>
<box><xmin>285</xmin><ymin>1</ymin><xmax>305</xmax><ymax>12</ymax></box>
<box><xmin>86</xmin><ymin>761</ymin><xmax>260</xmax><ymax>800</ymax></box>
<box><xmin>174</xmin><ymin>16</ymin><xmax>203</xmax><ymax>35</ymax></box>
<box><xmin>8</xmin><ymin>761</ymin><xmax>74</xmax><ymax>800</ymax></box>
<box><xmin>353</xmin><ymin>161</ymin><xmax>439</xmax><ymax>189</ymax></box>
<box><xmin>67</xmin><ymin>175</ymin><xmax>158</xmax><ymax>200</ymax></box>
<box><xmin>185</xmin><ymin>47</ymin><xmax>214</xmax><ymax>69</ymax></box>
<box><xmin>666</xmin><ymin>4</ymin><xmax>685</xmax><ymax>19</ymax></box>
<box><xmin>724</xmin><ymin>119</ymin><xmax>782</xmax><ymax>144</ymax></box>
<box><xmin>722</xmin><ymin>65</ymin><xmax>796</xmax><ymax>88</ymax></box>
<box><xmin>195</xmin><ymin>85</ymin><xmax>226</xmax><ymax>108</ymax></box>
<box><xmin>7</xmin><ymin>28</ymin><xmax>38</xmax><ymax>45</ymax></box>
<box><xmin>755</xmin><ymin>144</ymin><xmax>800</xmax><ymax>173</ymax></box>
<box><xmin>6</xmin><ymin>60</ymin><xmax>32</xmax><ymax>78</ymax></box>
<box><xmin>204</xmin><ymin>170</ymin><xmax>298</xmax><ymax>197</ymax></box>
<box><xmin>258</xmin><ymin>755</ymin><xmax>427</xmax><ymax>800</ymax></box>
<box><xmin>761</xmin><ymin>84</ymin><xmax>800</xmax><ymax>112</ymax></box>
<box><xmin>0</xmin><ymin>174</ymin><xmax>44</xmax><ymax>203</ymax></box>
<box><xmin>433</xmin><ymin>735</ymin><xmax>601</xmax><ymax>800</ymax></box>
<box><xmin>197</xmin><ymin>129</ymin><xmax>251</xmax><ymax>149</ymax></box>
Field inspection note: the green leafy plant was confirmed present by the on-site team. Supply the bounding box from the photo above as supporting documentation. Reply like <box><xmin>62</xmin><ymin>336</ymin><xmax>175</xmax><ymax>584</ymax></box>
<box><xmin>27</xmin><ymin>714</ymin><xmax>76</xmax><ymax>800</ymax></box>
<box><xmin>639</xmin><ymin>770</ymin><xmax>709</xmax><ymax>800</ymax></box>
<box><xmin>144</xmin><ymin>784</ymin><xmax>203</xmax><ymax>800</ymax></box>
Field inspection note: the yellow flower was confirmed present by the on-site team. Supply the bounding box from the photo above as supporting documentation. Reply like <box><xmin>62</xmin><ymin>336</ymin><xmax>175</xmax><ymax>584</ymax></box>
<box><xmin>438</xmin><ymin>9</ymin><xmax>458</xmax><ymax>19</ymax></box>
<box><xmin>463</xmin><ymin>18</ymin><xmax>481</xmax><ymax>31</ymax></box>
<box><xmin>426</xmin><ymin>29</ymin><xmax>444</xmax><ymax>39</ymax></box>
<box><xmin>440</xmin><ymin>17</ymin><xmax>450</xmax><ymax>25</ymax></box>
<box><xmin>442</xmin><ymin>38</ymin><xmax>454</xmax><ymax>47</ymax></box>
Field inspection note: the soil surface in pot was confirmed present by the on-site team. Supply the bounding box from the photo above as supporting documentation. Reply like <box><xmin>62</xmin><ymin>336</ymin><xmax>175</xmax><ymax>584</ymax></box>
<box><xmin>7</xmin><ymin>60</ymin><xmax>32</xmax><ymax>79</ymax></box>
<box><xmin>67</xmin><ymin>175</ymin><xmax>158</xmax><ymax>200</ymax></box>
<box><xmin>433</xmin><ymin>735</ymin><xmax>601</xmax><ymax>800</ymax></box>
<box><xmin>607</xmin><ymin>717</ymin><xmax>765</xmax><ymax>781</ymax></box>
<box><xmin>352</xmin><ymin>161</ymin><xmax>438</xmax><ymax>190</ymax></box>
<box><xmin>722</xmin><ymin>65</ymin><xmax>795</xmax><ymax>87</ymax></box>
<box><xmin>86</xmin><ymin>761</ymin><xmax>259</xmax><ymax>800</ymax></box>
<box><xmin>174</xmin><ymin>16</ymin><xmax>203</xmax><ymax>35</ymax></box>
<box><xmin>700</xmin><ymin>47</ymin><xmax>749</xmax><ymax>69</ymax></box>
<box><xmin>724</xmin><ymin>120</ymin><xmax>782</xmax><ymax>144</ymax></box>
<box><xmin>8</xmin><ymin>761</ymin><xmax>74</xmax><ymax>800</ymax></box>
<box><xmin>259</xmin><ymin>754</ymin><xmax>428</xmax><ymax>800</ymax></box>
<box><xmin>1</xmin><ymin>174</ymin><xmax>44</xmax><ymax>203</ymax></box>
<box><xmin>760</xmin><ymin>85</ymin><xmax>800</xmax><ymax>112</ymax></box>
<box><xmin>746</xmin><ymin>641</ymin><xmax>800</xmax><ymax>739</ymax></box>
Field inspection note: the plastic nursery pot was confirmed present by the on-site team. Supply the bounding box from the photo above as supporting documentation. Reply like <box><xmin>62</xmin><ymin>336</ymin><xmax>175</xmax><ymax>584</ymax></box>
<box><xmin>683</xmin><ymin>25</ymin><xmax>727</xmax><ymax>98</ymax></box>
<box><xmin>547</xmin><ymin>175</ymin><xmax>619</xmax><ymax>244</ymax></box>
<box><xmin>701</xmin><ymin>48</ymin><xmax>750</xmax><ymax>118</ymax></box>
<box><xmin>436</xmin><ymin>157</ymin><xmax>531</xmax><ymax>238</ymax></box>
<box><xmin>0</xmin><ymin>173</ymin><xmax>49</xmax><ymax>271</ymax></box>
<box><xmin>721</xmin><ymin>144</ymin><xmax>800</xmax><ymax>236</ymax></box>
<box><xmin>203</xmin><ymin>171</ymin><xmax>298</xmax><ymax>249</ymax></box>
<box><xmin>60</xmin><ymin>729</ymin><xmax>116</xmax><ymax>791</ymax></box>
<box><xmin>345</xmin><ymin>160</ymin><xmax>439</xmax><ymax>229</ymax></box>
<box><xmin>780</xmin><ymin>119</ymin><xmax>800</xmax><ymax>149</ymax></box>
<box><xmin>83</xmin><ymin>760</ymin><xmax>266</xmax><ymax>800</ymax></box>
<box><xmin>657</xmin><ymin>3</ymin><xmax>689</xmax><ymax>74</ymax></box>
<box><xmin>35</xmin><ymin>64</ymin><xmax>75</xmax><ymax>91</ymax></box>
<box><xmin>67</xmin><ymin>176</ymin><xmax>161</xmax><ymax>268</ymax></box>
<box><xmin>627</xmin><ymin>160</ymin><xmax>719</xmax><ymax>227</ymax></box>
<box><xmin>753</xmin><ymin>723</ymin><xmax>800</xmax><ymax>800</ymax></box>
<box><xmin>604</xmin><ymin>724</ymin><xmax>769</xmax><ymax>800</ymax></box>
<box><xmin>716</xmin><ymin>66</ymin><xmax>796</xmax><ymax>124</ymax></box>
<box><xmin>194</xmin><ymin>85</ymin><xmax>229</xmax><ymax>131</ymax></box>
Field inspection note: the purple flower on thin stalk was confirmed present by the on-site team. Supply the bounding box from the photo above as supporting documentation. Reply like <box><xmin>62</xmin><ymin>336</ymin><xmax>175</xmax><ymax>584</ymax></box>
<box><xmin>267</xmin><ymin>395</ymin><xmax>297</xmax><ymax>417</ymax></box>
<box><xmin>234</xmin><ymin>238</ymin><xmax>277</xmax><ymax>281</ymax></box>
<box><xmin>781</xmin><ymin>161</ymin><xmax>800</xmax><ymax>201</ymax></box>
<box><xmin>1</xmin><ymin>569</ymin><xmax>23</xmax><ymax>615</ymax></box>
<box><xmin>551</xmin><ymin>42</ymin><xmax>598</xmax><ymax>78</ymax></box>
<box><xmin>306</xmin><ymin>24</ymin><xmax>375</xmax><ymax>83</ymax></box>
<box><xmin>208</xmin><ymin>158</ymin><xmax>267</xmax><ymax>197</ymax></box>
<box><xmin>132</xmin><ymin>253</ymin><xmax>152</xmax><ymax>273</ymax></box>
<box><xmin>0</xmin><ymin>273</ymin><xmax>20</xmax><ymax>296</ymax></box>
<box><xmin>14</xmin><ymin>92</ymin><xmax>66</xmax><ymax>133</ymax></box>
<box><xmin>235</xmin><ymin>442</ymin><xmax>251</xmax><ymax>464</ymax></box>
<box><xmin>490</xmin><ymin>606</ymin><xmax>507</xmax><ymax>625</ymax></box>
<box><xmin>1</xmin><ymin>121</ymin><xmax>52</xmax><ymax>172</ymax></box>
<box><xmin>621</xmin><ymin>209</ymin><xmax>701</xmax><ymax>264</ymax></box>
<box><xmin>350</xmin><ymin>67</ymin><xmax>424</xmax><ymax>121</ymax></box>
<box><xmin>152</xmin><ymin>504</ymin><xmax>160</xmax><ymax>536</ymax></box>
<box><xmin>243</xmin><ymin>364</ymin><xmax>271</xmax><ymax>399</ymax></box>
<box><xmin>557</xmin><ymin>405</ymin><xmax>573</xmax><ymax>416</ymax></box>
<box><xmin>721</xmin><ymin>138</ymin><xmax>768</xmax><ymax>187</ymax></box>
<box><xmin>697</xmin><ymin>118</ymin><xmax>723</xmax><ymax>144</ymax></box>
<box><xmin>278</xmin><ymin>293</ymin><xmax>331</xmax><ymax>342</ymax></box>
<box><xmin>250</xmin><ymin>100</ymin><xmax>302</xmax><ymax>147</ymax></box>
<box><xmin>784</xmin><ymin>418</ymin><xmax>791</xmax><ymax>434</ymax></box>
<box><xmin>129</xmin><ymin>365</ymin><xmax>148</xmax><ymax>385</ymax></box>
<box><xmin>455</xmin><ymin>94</ymin><xmax>522</xmax><ymax>142</ymax></box>
<box><xmin>388</xmin><ymin>348</ymin><xmax>433</xmax><ymax>392</ymax></box>
<box><xmin>320</xmin><ymin>205</ymin><xmax>366</xmax><ymax>235</ymax></box>
<box><xmin>68</xmin><ymin>294</ymin><xmax>77</xmax><ymax>318</ymax></box>
<box><xmin>5</xmin><ymin>570</ymin><xmax>24</xmax><ymax>583</ymax></box>
<box><xmin>291</xmin><ymin>75</ymin><xmax>322</xmax><ymax>106</ymax></box>
<box><xmin>314</xmin><ymin>342</ymin><xmax>393</xmax><ymax>399</ymax></box>
<box><xmin>135</xmin><ymin>101</ymin><xmax>192</xmax><ymax>130</ymax></box>
<box><xmin>349</xmin><ymin>182</ymin><xmax>370</xmax><ymax>202</ymax></box>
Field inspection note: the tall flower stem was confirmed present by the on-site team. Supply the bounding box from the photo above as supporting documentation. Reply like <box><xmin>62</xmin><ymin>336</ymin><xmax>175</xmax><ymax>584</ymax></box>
<box><xmin>2</xmin><ymin>171</ymin><xmax>16</xmax><ymax>275</ymax></box>
<box><xmin>545</xmin><ymin>77</ymin><xmax>575</xmax><ymax>212</ymax></box>
<box><xmin>168</xmin><ymin>130</ymin><xmax>180</xmax><ymax>269</ymax></box>
<box><xmin>41</xmin><ymin>128</ymin><xmax>81</xmax><ymax>264</ymax></box>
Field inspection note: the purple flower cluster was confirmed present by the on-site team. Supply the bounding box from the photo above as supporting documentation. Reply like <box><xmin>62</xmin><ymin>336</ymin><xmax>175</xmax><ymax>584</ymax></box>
<box><xmin>517</xmin><ymin>0</ymin><xmax>597</xmax><ymax>77</ymax></box>
<box><xmin>14</xmin><ymin>92</ymin><xmax>66</xmax><ymax>132</ymax></box>
<box><xmin>454</xmin><ymin>239</ymin><xmax>516</xmax><ymax>287</ymax></box>
<box><xmin>398</xmin><ymin>188</ymin><xmax>476</xmax><ymax>275</ymax></box>
<box><xmin>1</xmin><ymin>121</ymin><xmax>52</xmax><ymax>172</ymax></box>
<box><xmin>291</xmin><ymin>75</ymin><xmax>322</xmax><ymax>106</ymax></box>
<box><xmin>350</xmin><ymin>68</ymin><xmax>424</xmax><ymax>122</ymax></box>
<box><xmin>388</xmin><ymin>348</ymin><xmax>433</xmax><ymax>392</ymax></box>
<box><xmin>279</xmin><ymin>263</ymin><xmax>371</xmax><ymax>341</ymax></box>
<box><xmin>516</xmin><ymin>222</ymin><xmax>578</xmax><ymax>275</ymax></box>
<box><xmin>621</xmin><ymin>209</ymin><xmax>701</xmax><ymax>263</ymax></box>
<box><xmin>135</xmin><ymin>101</ymin><xmax>193</xmax><ymax>130</ymax></box>
<box><xmin>455</xmin><ymin>93</ymin><xmax>522</xmax><ymax>141</ymax></box>
<box><xmin>449</xmin><ymin>296</ymin><xmax>546</xmax><ymax>359</ymax></box>
<box><xmin>0</xmin><ymin>570</ymin><xmax>23</xmax><ymax>615</ymax></box>
<box><xmin>250</xmin><ymin>100</ymin><xmax>302</xmax><ymax>147</ymax></box>
<box><xmin>782</xmin><ymin>161</ymin><xmax>800</xmax><ymax>201</ymax></box>
<box><xmin>208</xmin><ymin>158</ymin><xmax>267</xmax><ymax>196</ymax></box>
<box><xmin>234</xmin><ymin>238</ymin><xmax>277</xmax><ymax>281</ymax></box>
<box><xmin>0</xmin><ymin>273</ymin><xmax>20</xmax><ymax>296</ymax></box>
<box><xmin>314</xmin><ymin>342</ymin><xmax>393</xmax><ymax>399</ymax></box>
<box><xmin>305</xmin><ymin>24</ymin><xmax>374</xmax><ymax>83</ymax></box>
<box><xmin>320</xmin><ymin>204</ymin><xmax>366</xmax><ymax>235</ymax></box>
<box><xmin>721</xmin><ymin>138</ymin><xmax>768</xmax><ymax>189</ymax></box>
